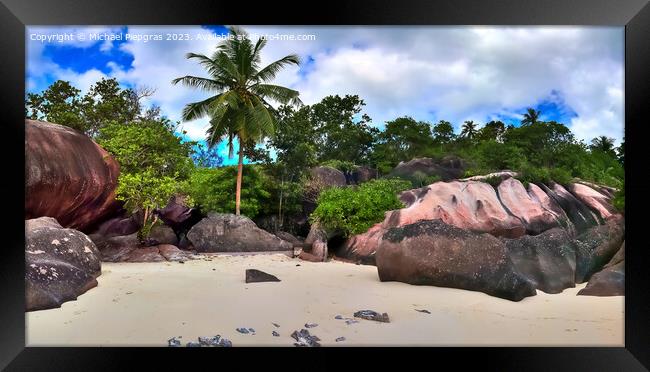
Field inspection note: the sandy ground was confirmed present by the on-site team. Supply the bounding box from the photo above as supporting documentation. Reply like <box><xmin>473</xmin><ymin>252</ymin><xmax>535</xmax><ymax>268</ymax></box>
<box><xmin>26</xmin><ymin>254</ymin><xmax>624</xmax><ymax>347</ymax></box>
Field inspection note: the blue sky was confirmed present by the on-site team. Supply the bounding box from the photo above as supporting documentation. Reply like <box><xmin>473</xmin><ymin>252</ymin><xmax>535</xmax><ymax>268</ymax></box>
<box><xmin>26</xmin><ymin>26</ymin><xmax>624</xmax><ymax>165</ymax></box>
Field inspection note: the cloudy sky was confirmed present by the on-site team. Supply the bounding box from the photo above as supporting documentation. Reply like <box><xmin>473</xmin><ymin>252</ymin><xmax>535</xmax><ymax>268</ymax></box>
<box><xmin>26</xmin><ymin>25</ymin><xmax>624</xmax><ymax>164</ymax></box>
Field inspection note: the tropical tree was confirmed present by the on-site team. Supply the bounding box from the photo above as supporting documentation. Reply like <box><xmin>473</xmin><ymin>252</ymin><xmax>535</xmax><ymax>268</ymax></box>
<box><xmin>460</xmin><ymin>120</ymin><xmax>478</xmax><ymax>139</ymax></box>
<box><xmin>521</xmin><ymin>108</ymin><xmax>541</xmax><ymax>126</ymax></box>
<box><xmin>172</xmin><ymin>26</ymin><xmax>301</xmax><ymax>215</ymax></box>
<box><xmin>590</xmin><ymin>136</ymin><xmax>616</xmax><ymax>155</ymax></box>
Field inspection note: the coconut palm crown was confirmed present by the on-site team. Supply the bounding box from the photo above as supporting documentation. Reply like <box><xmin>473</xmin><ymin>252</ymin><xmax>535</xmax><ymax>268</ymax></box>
<box><xmin>172</xmin><ymin>26</ymin><xmax>301</xmax><ymax>215</ymax></box>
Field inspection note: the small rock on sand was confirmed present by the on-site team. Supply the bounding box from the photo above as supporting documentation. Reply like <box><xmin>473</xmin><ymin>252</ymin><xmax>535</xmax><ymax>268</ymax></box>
<box><xmin>305</xmin><ymin>323</ymin><xmax>318</xmax><ymax>328</ymax></box>
<box><xmin>335</xmin><ymin>337</ymin><xmax>346</xmax><ymax>342</ymax></box>
<box><xmin>291</xmin><ymin>329</ymin><xmax>321</xmax><ymax>347</ymax></box>
<box><xmin>415</xmin><ymin>309</ymin><xmax>431</xmax><ymax>314</ymax></box>
<box><xmin>245</xmin><ymin>269</ymin><xmax>281</xmax><ymax>283</ymax></box>
<box><xmin>167</xmin><ymin>337</ymin><xmax>181</xmax><ymax>347</ymax></box>
<box><xmin>236</xmin><ymin>328</ymin><xmax>249</xmax><ymax>334</ymax></box>
<box><xmin>354</xmin><ymin>310</ymin><xmax>390</xmax><ymax>323</ymax></box>
<box><xmin>272</xmin><ymin>323</ymin><xmax>280</xmax><ymax>328</ymax></box>
<box><xmin>272</xmin><ymin>331</ymin><xmax>280</xmax><ymax>337</ymax></box>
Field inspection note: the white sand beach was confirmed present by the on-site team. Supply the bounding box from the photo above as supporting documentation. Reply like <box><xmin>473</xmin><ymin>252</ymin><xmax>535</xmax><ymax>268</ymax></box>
<box><xmin>26</xmin><ymin>253</ymin><xmax>624</xmax><ymax>347</ymax></box>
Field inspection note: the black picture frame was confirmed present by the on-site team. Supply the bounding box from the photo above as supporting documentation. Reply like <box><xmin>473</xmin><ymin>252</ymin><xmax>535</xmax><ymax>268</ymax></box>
<box><xmin>1</xmin><ymin>0</ymin><xmax>648</xmax><ymax>370</ymax></box>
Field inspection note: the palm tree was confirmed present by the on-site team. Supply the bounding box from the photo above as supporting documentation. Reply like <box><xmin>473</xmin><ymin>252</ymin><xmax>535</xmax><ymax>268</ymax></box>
<box><xmin>590</xmin><ymin>136</ymin><xmax>616</xmax><ymax>154</ymax></box>
<box><xmin>173</xmin><ymin>27</ymin><xmax>301</xmax><ymax>215</ymax></box>
<box><xmin>521</xmin><ymin>108</ymin><xmax>541</xmax><ymax>126</ymax></box>
<box><xmin>460</xmin><ymin>120</ymin><xmax>478</xmax><ymax>139</ymax></box>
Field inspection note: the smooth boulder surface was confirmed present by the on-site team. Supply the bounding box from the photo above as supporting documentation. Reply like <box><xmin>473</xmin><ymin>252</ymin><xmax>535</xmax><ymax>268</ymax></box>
<box><xmin>568</xmin><ymin>183</ymin><xmax>617</xmax><ymax>220</ymax></box>
<box><xmin>26</xmin><ymin>217</ymin><xmax>101</xmax><ymax>311</ymax></box>
<box><xmin>503</xmin><ymin>228</ymin><xmax>576</xmax><ymax>294</ymax></box>
<box><xmin>573</xmin><ymin>215</ymin><xmax>625</xmax><ymax>283</ymax></box>
<box><xmin>90</xmin><ymin>232</ymin><xmax>139</xmax><ymax>262</ymax></box>
<box><xmin>148</xmin><ymin>224</ymin><xmax>178</xmax><ymax>246</ymax></box>
<box><xmin>245</xmin><ymin>269</ymin><xmax>281</xmax><ymax>283</ymax></box>
<box><xmin>309</xmin><ymin>166</ymin><xmax>347</xmax><ymax>187</ymax></box>
<box><xmin>497</xmin><ymin>178</ymin><xmax>561</xmax><ymax>235</ymax></box>
<box><xmin>90</xmin><ymin>211</ymin><xmax>142</xmax><ymax>238</ymax></box>
<box><xmin>388</xmin><ymin>181</ymin><xmax>526</xmax><ymax>238</ymax></box>
<box><xmin>578</xmin><ymin>242</ymin><xmax>624</xmax><ymax>296</ymax></box>
<box><xmin>541</xmin><ymin>183</ymin><xmax>601</xmax><ymax>234</ymax></box>
<box><xmin>187</xmin><ymin>213</ymin><xmax>293</xmax><ymax>253</ymax></box>
<box><xmin>25</xmin><ymin>120</ymin><xmax>120</xmax><ymax>232</ymax></box>
<box><xmin>154</xmin><ymin>195</ymin><xmax>202</xmax><ymax>232</ymax></box>
<box><xmin>376</xmin><ymin>220</ymin><xmax>537</xmax><ymax>301</ymax></box>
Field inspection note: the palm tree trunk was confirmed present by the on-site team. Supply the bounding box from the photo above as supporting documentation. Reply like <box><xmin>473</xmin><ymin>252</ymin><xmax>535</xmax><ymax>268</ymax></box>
<box><xmin>235</xmin><ymin>146</ymin><xmax>244</xmax><ymax>216</ymax></box>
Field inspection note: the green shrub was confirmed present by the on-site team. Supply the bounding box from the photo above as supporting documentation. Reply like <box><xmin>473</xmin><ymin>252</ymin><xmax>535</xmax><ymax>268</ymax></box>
<box><xmin>310</xmin><ymin>178</ymin><xmax>411</xmax><ymax>236</ymax></box>
<box><xmin>185</xmin><ymin>165</ymin><xmax>270</xmax><ymax>218</ymax></box>
<box><xmin>612</xmin><ymin>181</ymin><xmax>625</xmax><ymax>213</ymax></box>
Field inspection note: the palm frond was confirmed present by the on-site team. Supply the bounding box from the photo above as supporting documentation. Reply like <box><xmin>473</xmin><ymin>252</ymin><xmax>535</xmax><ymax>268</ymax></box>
<box><xmin>252</xmin><ymin>55</ymin><xmax>301</xmax><ymax>83</ymax></box>
<box><xmin>171</xmin><ymin>75</ymin><xmax>227</xmax><ymax>92</ymax></box>
<box><xmin>250</xmin><ymin>84</ymin><xmax>301</xmax><ymax>106</ymax></box>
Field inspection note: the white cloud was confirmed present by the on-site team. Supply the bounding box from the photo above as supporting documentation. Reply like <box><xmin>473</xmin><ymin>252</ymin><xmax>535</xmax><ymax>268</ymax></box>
<box><xmin>26</xmin><ymin>25</ymin><xmax>624</xmax><ymax>146</ymax></box>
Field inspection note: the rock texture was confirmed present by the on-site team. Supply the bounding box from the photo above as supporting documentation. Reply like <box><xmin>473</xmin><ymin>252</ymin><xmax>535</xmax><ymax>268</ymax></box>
<box><xmin>310</xmin><ymin>166</ymin><xmax>347</xmax><ymax>188</ymax></box>
<box><xmin>578</xmin><ymin>242</ymin><xmax>624</xmax><ymax>296</ymax></box>
<box><xmin>245</xmin><ymin>269</ymin><xmax>281</xmax><ymax>283</ymax></box>
<box><xmin>25</xmin><ymin>120</ymin><xmax>120</xmax><ymax>232</ymax></box>
<box><xmin>148</xmin><ymin>224</ymin><xmax>178</xmax><ymax>246</ymax></box>
<box><xmin>497</xmin><ymin>178</ymin><xmax>561</xmax><ymax>235</ymax></box>
<box><xmin>187</xmin><ymin>213</ymin><xmax>293</xmax><ymax>253</ymax></box>
<box><xmin>503</xmin><ymin>228</ymin><xmax>576</xmax><ymax>294</ymax></box>
<box><xmin>376</xmin><ymin>220</ymin><xmax>537</xmax><ymax>301</ymax></box>
<box><xmin>25</xmin><ymin>217</ymin><xmax>101</xmax><ymax>311</ymax></box>
<box><xmin>339</xmin><ymin>178</ymin><xmax>617</xmax><ymax>265</ymax></box>
<box><xmin>573</xmin><ymin>215</ymin><xmax>624</xmax><ymax>283</ymax></box>
<box><xmin>389</xmin><ymin>156</ymin><xmax>466</xmax><ymax>181</ymax></box>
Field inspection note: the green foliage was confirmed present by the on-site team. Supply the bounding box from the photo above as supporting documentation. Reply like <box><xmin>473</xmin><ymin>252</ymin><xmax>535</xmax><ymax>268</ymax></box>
<box><xmin>186</xmin><ymin>166</ymin><xmax>271</xmax><ymax>218</ymax></box>
<box><xmin>432</xmin><ymin>120</ymin><xmax>456</xmax><ymax>144</ymax></box>
<box><xmin>25</xmin><ymin>78</ymin><xmax>145</xmax><ymax>137</ymax></box>
<box><xmin>311</xmin><ymin>179</ymin><xmax>411</xmax><ymax>236</ymax></box>
<box><xmin>97</xmin><ymin>119</ymin><xmax>195</xmax><ymax>178</ymax></box>
<box><xmin>612</xmin><ymin>182</ymin><xmax>625</xmax><ymax>213</ymax></box>
<box><xmin>115</xmin><ymin>171</ymin><xmax>182</xmax><ymax>239</ymax></box>
<box><xmin>517</xmin><ymin>165</ymin><xmax>573</xmax><ymax>187</ymax></box>
<box><xmin>371</xmin><ymin>116</ymin><xmax>435</xmax><ymax>171</ymax></box>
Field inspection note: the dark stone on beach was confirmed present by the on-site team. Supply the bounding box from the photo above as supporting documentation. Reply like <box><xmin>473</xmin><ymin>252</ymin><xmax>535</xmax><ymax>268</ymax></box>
<box><xmin>236</xmin><ymin>328</ymin><xmax>249</xmax><ymax>334</ymax></box>
<box><xmin>573</xmin><ymin>216</ymin><xmax>625</xmax><ymax>283</ymax></box>
<box><xmin>90</xmin><ymin>232</ymin><xmax>139</xmax><ymax>262</ymax></box>
<box><xmin>345</xmin><ymin>319</ymin><xmax>359</xmax><ymax>325</ymax></box>
<box><xmin>354</xmin><ymin>310</ymin><xmax>390</xmax><ymax>323</ymax></box>
<box><xmin>186</xmin><ymin>342</ymin><xmax>201</xmax><ymax>347</ymax></box>
<box><xmin>249</xmin><ymin>328</ymin><xmax>256</xmax><ymax>333</ymax></box>
<box><xmin>335</xmin><ymin>315</ymin><xmax>343</xmax><ymax>320</ymax></box>
<box><xmin>376</xmin><ymin>220</ymin><xmax>537</xmax><ymax>301</ymax></box>
<box><xmin>503</xmin><ymin>227</ymin><xmax>577</xmax><ymax>294</ymax></box>
<box><xmin>272</xmin><ymin>323</ymin><xmax>280</xmax><ymax>328</ymax></box>
<box><xmin>296</xmin><ymin>264</ymin><xmax>301</xmax><ymax>266</ymax></box>
<box><xmin>148</xmin><ymin>224</ymin><xmax>178</xmax><ymax>246</ymax></box>
<box><xmin>245</xmin><ymin>269</ymin><xmax>281</xmax><ymax>283</ymax></box>
<box><xmin>25</xmin><ymin>217</ymin><xmax>102</xmax><ymax>311</ymax></box>
<box><xmin>168</xmin><ymin>337</ymin><xmax>181</xmax><ymax>347</ymax></box>
<box><xmin>291</xmin><ymin>329</ymin><xmax>321</xmax><ymax>347</ymax></box>
<box><xmin>158</xmin><ymin>244</ymin><xmax>191</xmax><ymax>262</ymax></box>
<box><xmin>305</xmin><ymin>323</ymin><xmax>318</xmax><ymax>328</ymax></box>
<box><xmin>195</xmin><ymin>335</ymin><xmax>232</xmax><ymax>347</ymax></box>
<box><xmin>335</xmin><ymin>337</ymin><xmax>346</xmax><ymax>342</ymax></box>
<box><xmin>415</xmin><ymin>309</ymin><xmax>431</xmax><ymax>314</ymax></box>
<box><xmin>272</xmin><ymin>331</ymin><xmax>280</xmax><ymax>337</ymax></box>
<box><xmin>125</xmin><ymin>247</ymin><xmax>166</xmax><ymax>262</ymax></box>
<box><xmin>578</xmin><ymin>242</ymin><xmax>625</xmax><ymax>297</ymax></box>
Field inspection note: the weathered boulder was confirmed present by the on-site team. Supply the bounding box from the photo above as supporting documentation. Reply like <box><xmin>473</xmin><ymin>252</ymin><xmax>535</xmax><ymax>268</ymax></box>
<box><xmin>125</xmin><ymin>247</ymin><xmax>166</xmax><ymax>262</ymax></box>
<box><xmin>497</xmin><ymin>178</ymin><xmax>561</xmax><ymax>235</ymax></box>
<box><xmin>349</xmin><ymin>166</ymin><xmax>378</xmax><ymax>184</ymax></box>
<box><xmin>503</xmin><ymin>228</ymin><xmax>577</xmax><ymax>294</ymax></box>
<box><xmin>338</xmin><ymin>223</ymin><xmax>382</xmax><ymax>265</ymax></box>
<box><xmin>309</xmin><ymin>166</ymin><xmax>347</xmax><ymax>187</ymax></box>
<box><xmin>389</xmin><ymin>156</ymin><xmax>466</xmax><ymax>182</ymax></box>
<box><xmin>148</xmin><ymin>224</ymin><xmax>178</xmax><ymax>246</ymax></box>
<box><xmin>25</xmin><ymin>120</ymin><xmax>120</xmax><ymax>232</ymax></box>
<box><xmin>573</xmin><ymin>215</ymin><xmax>625</xmax><ymax>283</ymax></box>
<box><xmin>541</xmin><ymin>183</ymin><xmax>601</xmax><ymax>234</ymax></box>
<box><xmin>577</xmin><ymin>261</ymin><xmax>624</xmax><ymax>296</ymax></box>
<box><xmin>187</xmin><ymin>213</ymin><xmax>293</xmax><ymax>253</ymax></box>
<box><xmin>275</xmin><ymin>231</ymin><xmax>304</xmax><ymax>247</ymax></box>
<box><xmin>389</xmin><ymin>181</ymin><xmax>526</xmax><ymax>238</ymax></box>
<box><xmin>578</xmin><ymin>242</ymin><xmax>625</xmax><ymax>296</ymax></box>
<box><xmin>90</xmin><ymin>232</ymin><xmax>139</xmax><ymax>262</ymax></box>
<box><xmin>90</xmin><ymin>211</ymin><xmax>142</xmax><ymax>238</ymax></box>
<box><xmin>376</xmin><ymin>220</ymin><xmax>537</xmax><ymax>301</ymax></box>
<box><xmin>154</xmin><ymin>195</ymin><xmax>202</xmax><ymax>233</ymax></box>
<box><xmin>567</xmin><ymin>183</ymin><xmax>617</xmax><ymax>220</ymax></box>
<box><xmin>157</xmin><ymin>244</ymin><xmax>192</xmax><ymax>262</ymax></box>
<box><xmin>25</xmin><ymin>217</ymin><xmax>101</xmax><ymax>311</ymax></box>
<box><xmin>526</xmin><ymin>183</ymin><xmax>574</xmax><ymax>234</ymax></box>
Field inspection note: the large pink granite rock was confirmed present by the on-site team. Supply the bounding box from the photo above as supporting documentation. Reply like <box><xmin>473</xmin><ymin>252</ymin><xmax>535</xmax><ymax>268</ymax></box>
<box><xmin>497</xmin><ymin>178</ymin><xmax>560</xmax><ymax>235</ymax></box>
<box><xmin>568</xmin><ymin>183</ymin><xmax>617</xmax><ymax>220</ymax></box>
